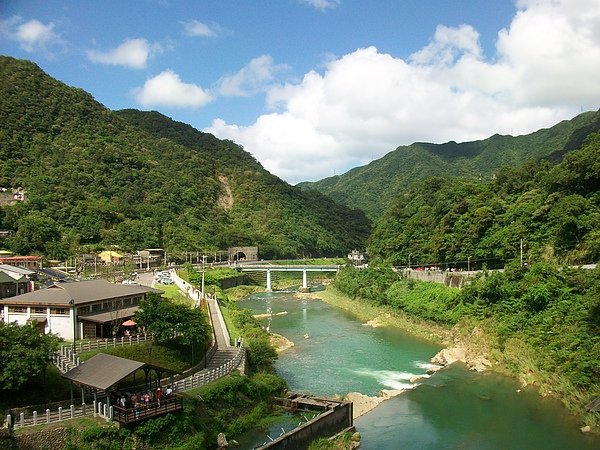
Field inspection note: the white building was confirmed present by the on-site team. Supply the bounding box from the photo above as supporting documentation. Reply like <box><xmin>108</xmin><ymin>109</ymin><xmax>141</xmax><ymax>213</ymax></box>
<box><xmin>1</xmin><ymin>279</ymin><xmax>162</xmax><ymax>341</ymax></box>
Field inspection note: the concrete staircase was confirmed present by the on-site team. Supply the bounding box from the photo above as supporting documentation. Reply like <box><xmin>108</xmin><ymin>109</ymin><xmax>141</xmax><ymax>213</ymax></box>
<box><xmin>206</xmin><ymin>348</ymin><xmax>241</xmax><ymax>370</ymax></box>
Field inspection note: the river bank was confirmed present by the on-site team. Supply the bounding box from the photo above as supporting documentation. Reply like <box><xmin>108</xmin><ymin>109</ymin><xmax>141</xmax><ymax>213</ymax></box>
<box><xmin>312</xmin><ymin>285</ymin><xmax>599</xmax><ymax>434</ymax></box>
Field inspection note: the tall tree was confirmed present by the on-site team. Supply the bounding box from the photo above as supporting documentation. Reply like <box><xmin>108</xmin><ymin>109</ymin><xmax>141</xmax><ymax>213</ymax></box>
<box><xmin>0</xmin><ymin>322</ymin><xmax>60</xmax><ymax>390</ymax></box>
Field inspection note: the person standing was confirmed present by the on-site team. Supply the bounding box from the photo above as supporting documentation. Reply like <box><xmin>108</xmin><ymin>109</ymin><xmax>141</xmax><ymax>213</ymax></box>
<box><xmin>156</xmin><ymin>387</ymin><xmax>163</xmax><ymax>406</ymax></box>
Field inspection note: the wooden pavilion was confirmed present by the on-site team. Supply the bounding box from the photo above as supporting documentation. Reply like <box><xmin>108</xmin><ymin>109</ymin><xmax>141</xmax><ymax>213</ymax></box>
<box><xmin>62</xmin><ymin>353</ymin><xmax>183</xmax><ymax>425</ymax></box>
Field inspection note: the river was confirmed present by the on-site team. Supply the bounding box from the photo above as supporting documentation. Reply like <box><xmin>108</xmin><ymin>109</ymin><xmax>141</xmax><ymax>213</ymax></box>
<box><xmin>238</xmin><ymin>289</ymin><xmax>600</xmax><ymax>450</ymax></box>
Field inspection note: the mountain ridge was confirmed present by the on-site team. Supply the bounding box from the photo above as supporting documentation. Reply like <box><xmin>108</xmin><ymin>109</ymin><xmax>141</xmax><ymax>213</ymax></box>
<box><xmin>298</xmin><ymin>110</ymin><xmax>600</xmax><ymax>220</ymax></box>
<box><xmin>0</xmin><ymin>55</ymin><xmax>370</xmax><ymax>259</ymax></box>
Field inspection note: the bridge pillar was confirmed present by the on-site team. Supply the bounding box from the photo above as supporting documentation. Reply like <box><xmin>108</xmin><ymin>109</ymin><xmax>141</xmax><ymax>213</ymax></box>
<box><xmin>299</xmin><ymin>269</ymin><xmax>310</xmax><ymax>293</ymax></box>
<box><xmin>266</xmin><ymin>269</ymin><xmax>272</xmax><ymax>291</ymax></box>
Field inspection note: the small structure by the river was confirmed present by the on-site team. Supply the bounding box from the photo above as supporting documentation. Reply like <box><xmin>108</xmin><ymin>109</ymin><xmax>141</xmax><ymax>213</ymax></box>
<box><xmin>62</xmin><ymin>353</ymin><xmax>182</xmax><ymax>425</ymax></box>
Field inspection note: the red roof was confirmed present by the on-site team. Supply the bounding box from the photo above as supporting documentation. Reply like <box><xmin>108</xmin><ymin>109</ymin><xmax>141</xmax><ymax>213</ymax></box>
<box><xmin>0</xmin><ymin>256</ymin><xmax>42</xmax><ymax>261</ymax></box>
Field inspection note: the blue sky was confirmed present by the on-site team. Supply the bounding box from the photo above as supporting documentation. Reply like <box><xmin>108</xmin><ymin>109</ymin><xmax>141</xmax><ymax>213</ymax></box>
<box><xmin>2</xmin><ymin>0</ymin><xmax>600</xmax><ymax>184</ymax></box>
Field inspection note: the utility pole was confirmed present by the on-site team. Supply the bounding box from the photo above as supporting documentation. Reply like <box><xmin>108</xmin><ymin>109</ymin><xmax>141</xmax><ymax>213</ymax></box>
<box><xmin>201</xmin><ymin>254</ymin><xmax>206</xmax><ymax>299</ymax></box>
<box><xmin>468</xmin><ymin>256</ymin><xmax>471</xmax><ymax>272</ymax></box>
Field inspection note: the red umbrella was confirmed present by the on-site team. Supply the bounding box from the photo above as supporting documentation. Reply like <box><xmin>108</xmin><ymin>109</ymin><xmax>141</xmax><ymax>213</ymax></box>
<box><xmin>122</xmin><ymin>319</ymin><xmax>136</xmax><ymax>326</ymax></box>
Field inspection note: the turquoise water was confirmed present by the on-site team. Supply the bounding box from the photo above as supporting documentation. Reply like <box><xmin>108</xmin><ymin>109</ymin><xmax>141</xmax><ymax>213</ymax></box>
<box><xmin>239</xmin><ymin>290</ymin><xmax>600</xmax><ymax>449</ymax></box>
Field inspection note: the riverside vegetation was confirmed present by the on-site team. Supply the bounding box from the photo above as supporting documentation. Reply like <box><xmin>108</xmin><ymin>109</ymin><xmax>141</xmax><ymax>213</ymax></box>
<box><xmin>3</xmin><ymin>53</ymin><xmax>600</xmax><ymax>445</ymax></box>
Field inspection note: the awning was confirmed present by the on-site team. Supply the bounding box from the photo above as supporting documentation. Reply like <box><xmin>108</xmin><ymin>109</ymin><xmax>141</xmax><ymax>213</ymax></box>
<box><xmin>27</xmin><ymin>317</ymin><xmax>47</xmax><ymax>323</ymax></box>
<box><xmin>78</xmin><ymin>306</ymin><xmax>139</xmax><ymax>324</ymax></box>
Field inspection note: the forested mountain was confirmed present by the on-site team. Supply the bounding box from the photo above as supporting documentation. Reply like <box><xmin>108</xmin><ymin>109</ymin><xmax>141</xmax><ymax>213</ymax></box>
<box><xmin>299</xmin><ymin>111</ymin><xmax>600</xmax><ymax>220</ymax></box>
<box><xmin>368</xmin><ymin>131</ymin><xmax>600</xmax><ymax>268</ymax></box>
<box><xmin>0</xmin><ymin>56</ymin><xmax>370</xmax><ymax>259</ymax></box>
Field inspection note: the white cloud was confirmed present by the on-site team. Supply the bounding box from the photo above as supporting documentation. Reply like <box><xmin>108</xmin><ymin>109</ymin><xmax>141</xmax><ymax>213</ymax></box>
<box><xmin>86</xmin><ymin>38</ymin><xmax>162</xmax><ymax>69</ymax></box>
<box><xmin>300</xmin><ymin>0</ymin><xmax>340</xmax><ymax>11</ymax></box>
<box><xmin>133</xmin><ymin>70</ymin><xmax>213</xmax><ymax>108</ymax></box>
<box><xmin>181</xmin><ymin>19</ymin><xmax>219</xmax><ymax>37</ymax></box>
<box><xmin>410</xmin><ymin>24</ymin><xmax>483</xmax><ymax>66</ymax></box>
<box><xmin>1</xmin><ymin>17</ymin><xmax>63</xmax><ymax>54</ymax></box>
<box><xmin>206</xmin><ymin>0</ymin><xmax>600</xmax><ymax>185</ymax></box>
<box><xmin>216</xmin><ymin>55</ymin><xmax>290</xmax><ymax>97</ymax></box>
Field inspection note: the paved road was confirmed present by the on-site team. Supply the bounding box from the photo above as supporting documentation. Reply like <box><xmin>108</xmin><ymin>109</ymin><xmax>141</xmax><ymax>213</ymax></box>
<box><xmin>137</xmin><ymin>271</ymin><xmax>155</xmax><ymax>287</ymax></box>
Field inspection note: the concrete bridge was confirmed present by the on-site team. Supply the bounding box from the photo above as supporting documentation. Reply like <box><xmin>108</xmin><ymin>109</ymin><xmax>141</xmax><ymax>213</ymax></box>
<box><xmin>238</xmin><ymin>264</ymin><xmax>340</xmax><ymax>292</ymax></box>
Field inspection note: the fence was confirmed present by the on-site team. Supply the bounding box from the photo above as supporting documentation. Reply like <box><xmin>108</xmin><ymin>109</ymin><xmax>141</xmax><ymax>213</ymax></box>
<box><xmin>112</xmin><ymin>395</ymin><xmax>184</xmax><ymax>425</ymax></box>
<box><xmin>53</xmin><ymin>334</ymin><xmax>153</xmax><ymax>373</ymax></box>
<box><xmin>5</xmin><ymin>400</ymin><xmax>111</xmax><ymax>429</ymax></box>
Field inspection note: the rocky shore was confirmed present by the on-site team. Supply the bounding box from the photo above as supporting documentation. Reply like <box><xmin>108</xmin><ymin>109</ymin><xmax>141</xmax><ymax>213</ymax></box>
<box><xmin>344</xmin><ymin>389</ymin><xmax>405</xmax><ymax>419</ymax></box>
<box><xmin>270</xmin><ymin>332</ymin><xmax>294</xmax><ymax>353</ymax></box>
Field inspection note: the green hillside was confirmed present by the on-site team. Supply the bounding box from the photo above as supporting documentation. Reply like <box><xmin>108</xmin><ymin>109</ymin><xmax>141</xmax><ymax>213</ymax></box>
<box><xmin>299</xmin><ymin>111</ymin><xmax>600</xmax><ymax>220</ymax></box>
<box><xmin>0</xmin><ymin>56</ymin><xmax>370</xmax><ymax>259</ymax></box>
<box><xmin>368</xmin><ymin>131</ymin><xmax>600</xmax><ymax>267</ymax></box>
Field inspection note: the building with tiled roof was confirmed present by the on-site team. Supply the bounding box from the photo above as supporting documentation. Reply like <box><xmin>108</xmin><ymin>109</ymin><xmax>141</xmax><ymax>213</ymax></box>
<box><xmin>1</xmin><ymin>279</ymin><xmax>162</xmax><ymax>340</ymax></box>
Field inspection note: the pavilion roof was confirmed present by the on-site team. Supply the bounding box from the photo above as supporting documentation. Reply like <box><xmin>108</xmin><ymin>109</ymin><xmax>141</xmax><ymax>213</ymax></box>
<box><xmin>62</xmin><ymin>353</ymin><xmax>145</xmax><ymax>391</ymax></box>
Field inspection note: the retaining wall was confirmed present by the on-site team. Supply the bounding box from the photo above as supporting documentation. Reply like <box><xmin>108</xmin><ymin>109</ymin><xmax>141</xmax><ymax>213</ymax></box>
<box><xmin>259</xmin><ymin>396</ymin><xmax>353</xmax><ymax>450</ymax></box>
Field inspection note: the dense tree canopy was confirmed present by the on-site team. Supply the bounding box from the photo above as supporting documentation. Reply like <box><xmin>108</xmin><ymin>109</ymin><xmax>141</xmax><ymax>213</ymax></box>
<box><xmin>300</xmin><ymin>110</ymin><xmax>600</xmax><ymax>220</ymax></box>
<box><xmin>368</xmin><ymin>132</ymin><xmax>600</xmax><ymax>268</ymax></box>
<box><xmin>0</xmin><ymin>56</ymin><xmax>370</xmax><ymax>259</ymax></box>
<box><xmin>0</xmin><ymin>322</ymin><xmax>60</xmax><ymax>390</ymax></box>
<box><xmin>134</xmin><ymin>293</ymin><xmax>211</xmax><ymax>349</ymax></box>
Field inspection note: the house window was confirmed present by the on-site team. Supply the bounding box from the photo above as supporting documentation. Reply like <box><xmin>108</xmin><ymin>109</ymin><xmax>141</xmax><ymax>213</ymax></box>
<box><xmin>8</xmin><ymin>306</ymin><xmax>25</xmax><ymax>313</ymax></box>
<box><xmin>50</xmin><ymin>308</ymin><xmax>68</xmax><ymax>315</ymax></box>
<box><xmin>32</xmin><ymin>307</ymin><xmax>46</xmax><ymax>314</ymax></box>
<box><xmin>92</xmin><ymin>303</ymin><xmax>102</xmax><ymax>312</ymax></box>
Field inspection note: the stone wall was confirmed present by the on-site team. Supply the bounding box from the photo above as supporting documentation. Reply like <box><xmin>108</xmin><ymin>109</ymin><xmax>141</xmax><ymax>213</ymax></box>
<box><xmin>404</xmin><ymin>269</ymin><xmax>476</xmax><ymax>288</ymax></box>
<box><xmin>3</xmin><ymin>426</ymin><xmax>69</xmax><ymax>450</ymax></box>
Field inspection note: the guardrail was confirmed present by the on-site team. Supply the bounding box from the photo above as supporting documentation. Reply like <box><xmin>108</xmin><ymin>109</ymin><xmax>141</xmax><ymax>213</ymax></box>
<box><xmin>112</xmin><ymin>395</ymin><xmax>184</xmax><ymax>425</ymax></box>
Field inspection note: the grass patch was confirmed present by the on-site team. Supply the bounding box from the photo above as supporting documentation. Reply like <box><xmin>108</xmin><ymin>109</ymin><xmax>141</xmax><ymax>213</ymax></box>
<box><xmin>308</xmin><ymin>431</ymin><xmax>356</xmax><ymax>450</ymax></box>
<box><xmin>78</xmin><ymin>341</ymin><xmax>199</xmax><ymax>372</ymax></box>
<box><xmin>225</xmin><ymin>285</ymin><xmax>264</xmax><ymax>300</ymax></box>
<box><xmin>218</xmin><ymin>301</ymin><xmax>242</xmax><ymax>343</ymax></box>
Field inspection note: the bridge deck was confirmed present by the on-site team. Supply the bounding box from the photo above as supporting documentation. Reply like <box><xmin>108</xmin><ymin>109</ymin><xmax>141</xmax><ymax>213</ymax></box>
<box><xmin>239</xmin><ymin>265</ymin><xmax>340</xmax><ymax>272</ymax></box>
